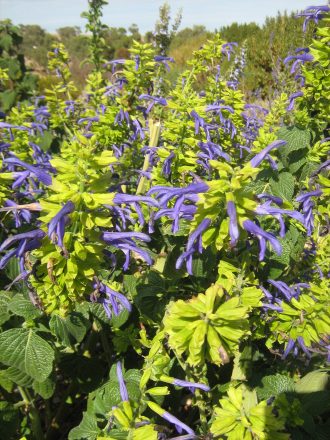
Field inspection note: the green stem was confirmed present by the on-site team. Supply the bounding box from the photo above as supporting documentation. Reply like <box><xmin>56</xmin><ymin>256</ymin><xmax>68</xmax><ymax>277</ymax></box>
<box><xmin>17</xmin><ymin>386</ymin><xmax>44</xmax><ymax>440</ymax></box>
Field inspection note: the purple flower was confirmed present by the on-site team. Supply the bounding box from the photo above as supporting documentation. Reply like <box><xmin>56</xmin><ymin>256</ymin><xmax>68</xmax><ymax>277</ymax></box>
<box><xmin>243</xmin><ymin>219</ymin><xmax>282</xmax><ymax>261</ymax></box>
<box><xmin>284</xmin><ymin>52</ymin><xmax>314</xmax><ymax>74</ymax></box>
<box><xmin>48</xmin><ymin>201</ymin><xmax>75</xmax><ymax>248</ymax></box>
<box><xmin>176</xmin><ymin>218</ymin><xmax>211</xmax><ymax>274</ymax></box>
<box><xmin>226</xmin><ymin>201</ymin><xmax>239</xmax><ymax>246</ymax></box>
<box><xmin>172</xmin><ymin>378</ymin><xmax>210</xmax><ymax>393</ymax></box>
<box><xmin>297</xmin><ymin>5</ymin><xmax>330</xmax><ymax>32</ymax></box>
<box><xmin>116</xmin><ymin>361</ymin><xmax>129</xmax><ymax>402</ymax></box>
<box><xmin>287</xmin><ymin>92</ymin><xmax>303</xmax><ymax>111</ymax></box>
<box><xmin>296</xmin><ymin>189</ymin><xmax>322</xmax><ymax>235</ymax></box>
<box><xmin>4</xmin><ymin>157</ymin><xmax>52</xmax><ymax>186</ymax></box>
<box><xmin>221</xmin><ymin>42</ymin><xmax>238</xmax><ymax>61</ymax></box>
<box><xmin>115</xmin><ymin>108</ymin><xmax>130</xmax><ymax>126</ymax></box>
<box><xmin>154</xmin><ymin>55</ymin><xmax>174</xmax><ymax>71</ymax></box>
<box><xmin>114</xmin><ymin>193</ymin><xmax>159</xmax><ymax>208</ymax></box>
<box><xmin>257</xmin><ymin>194</ymin><xmax>283</xmax><ymax>206</ymax></box>
<box><xmin>4</xmin><ymin>200</ymin><xmax>31</xmax><ymax>227</ymax></box>
<box><xmin>250</xmin><ymin>140</ymin><xmax>286</xmax><ymax>168</ymax></box>
<box><xmin>190</xmin><ymin>110</ymin><xmax>205</xmax><ymax>134</ymax></box>
<box><xmin>91</xmin><ymin>281</ymin><xmax>132</xmax><ymax>318</ymax></box>
<box><xmin>161</xmin><ymin>411</ymin><xmax>195</xmax><ymax>436</ymax></box>
<box><xmin>283</xmin><ymin>337</ymin><xmax>311</xmax><ymax>359</ymax></box>
<box><xmin>148</xmin><ymin>182</ymin><xmax>208</xmax><ymax>208</ymax></box>
<box><xmin>268</xmin><ymin>279</ymin><xmax>299</xmax><ymax>302</ymax></box>
<box><xmin>255</xmin><ymin>202</ymin><xmax>304</xmax><ymax>237</ymax></box>
<box><xmin>102</xmin><ymin>231</ymin><xmax>152</xmax><ymax>270</ymax></box>
<box><xmin>162</xmin><ymin>152</ymin><xmax>175</xmax><ymax>177</ymax></box>
<box><xmin>0</xmin><ymin>230</ymin><xmax>44</xmax><ymax>270</ymax></box>
<box><xmin>139</xmin><ymin>94</ymin><xmax>167</xmax><ymax>113</ymax></box>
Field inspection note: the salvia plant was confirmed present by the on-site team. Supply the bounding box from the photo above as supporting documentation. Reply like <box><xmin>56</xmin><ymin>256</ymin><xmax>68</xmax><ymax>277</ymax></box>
<box><xmin>0</xmin><ymin>2</ymin><xmax>329</xmax><ymax>439</ymax></box>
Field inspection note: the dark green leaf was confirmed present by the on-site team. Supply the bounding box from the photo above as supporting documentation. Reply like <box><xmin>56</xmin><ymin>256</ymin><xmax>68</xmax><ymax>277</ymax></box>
<box><xmin>49</xmin><ymin>312</ymin><xmax>90</xmax><ymax>346</ymax></box>
<box><xmin>8</xmin><ymin>294</ymin><xmax>43</xmax><ymax>320</ymax></box>
<box><xmin>68</xmin><ymin>411</ymin><xmax>99</xmax><ymax>440</ymax></box>
<box><xmin>0</xmin><ymin>328</ymin><xmax>54</xmax><ymax>381</ymax></box>
<box><xmin>257</xmin><ymin>374</ymin><xmax>295</xmax><ymax>400</ymax></box>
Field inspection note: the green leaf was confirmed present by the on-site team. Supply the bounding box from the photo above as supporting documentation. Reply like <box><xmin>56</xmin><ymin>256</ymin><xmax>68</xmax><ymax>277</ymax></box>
<box><xmin>257</xmin><ymin>374</ymin><xmax>295</xmax><ymax>400</ymax></box>
<box><xmin>0</xmin><ymin>402</ymin><xmax>19</xmax><ymax>439</ymax></box>
<box><xmin>277</xmin><ymin>126</ymin><xmax>311</xmax><ymax>157</ymax></box>
<box><xmin>33</xmin><ymin>376</ymin><xmax>55</xmax><ymax>399</ymax></box>
<box><xmin>0</xmin><ymin>292</ymin><xmax>11</xmax><ymax>325</ymax></box>
<box><xmin>110</xmin><ymin>308</ymin><xmax>130</xmax><ymax>328</ymax></box>
<box><xmin>270</xmin><ymin>172</ymin><xmax>295</xmax><ymax>201</ymax></box>
<box><xmin>68</xmin><ymin>411</ymin><xmax>99</xmax><ymax>440</ymax></box>
<box><xmin>94</xmin><ymin>368</ymin><xmax>141</xmax><ymax>418</ymax></box>
<box><xmin>295</xmin><ymin>371</ymin><xmax>329</xmax><ymax>394</ymax></box>
<box><xmin>0</xmin><ymin>328</ymin><xmax>54</xmax><ymax>381</ymax></box>
<box><xmin>49</xmin><ymin>312</ymin><xmax>90</xmax><ymax>346</ymax></box>
<box><xmin>4</xmin><ymin>367</ymin><xmax>33</xmax><ymax>387</ymax></box>
<box><xmin>8</xmin><ymin>294</ymin><xmax>43</xmax><ymax>320</ymax></box>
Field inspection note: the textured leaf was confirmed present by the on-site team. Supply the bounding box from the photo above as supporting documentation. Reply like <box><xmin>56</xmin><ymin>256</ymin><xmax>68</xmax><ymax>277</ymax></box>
<box><xmin>50</xmin><ymin>312</ymin><xmax>90</xmax><ymax>346</ymax></box>
<box><xmin>68</xmin><ymin>411</ymin><xmax>99</xmax><ymax>440</ymax></box>
<box><xmin>0</xmin><ymin>292</ymin><xmax>11</xmax><ymax>325</ymax></box>
<box><xmin>4</xmin><ymin>367</ymin><xmax>33</xmax><ymax>387</ymax></box>
<box><xmin>277</xmin><ymin>126</ymin><xmax>311</xmax><ymax>157</ymax></box>
<box><xmin>270</xmin><ymin>172</ymin><xmax>295</xmax><ymax>201</ymax></box>
<box><xmin>257</xmin><ymin>374</ymin><xmax>295</xmax><ymax>400</ymax></box>
<box><xmin>33</xmin><ymin>376</ymin><xmax>55</xmax><ymax>399</ymax></box>
<box><xmin>8</xmin><ymin>294</ymin><xmax>43</xmax><ymax>320</ymax></box>
<box><xmin>0</xmin><ymin>328</ymin><xmax>54</xmax><ymax>381</ymax></box>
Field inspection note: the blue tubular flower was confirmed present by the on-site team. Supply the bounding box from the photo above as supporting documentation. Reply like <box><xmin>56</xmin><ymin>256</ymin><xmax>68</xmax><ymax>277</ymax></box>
<box><xmin>48</xmin><ymin>201</ymin><xmax>75</xmax><ymax>247</ymax></box>
<box><xmin>4</xmin><ymin>200</ymin><xmax>31</xmax><ymax>227</ymax></box>
<box><xmin>113</xmin><ymin>193</ymin><xmax>159</xmax><ymax>208</ymax></box>
<box><xmin>190</xmin><ymin>110</ymin><xmax>205</xmax><ymax>134</ymax></box>
<box><xmin>115</xmin><ymin>108</ymin><xmax>130</xmax><ymax>125</ymax></box>
<box><xmin>296</xmin><ymin>189</ymin><xmax>322</xmax><ymax>236</ymax></box>
<box><xmin>162</xmin><ymin>411</ymin><xmax>195</xmax><ymax>436</ymax></box>
<box><xmin>221</xmin><ymin>42</ymin><xmax>238</xmax><ymax>61</ymax></box>
<box><xmin>243</xmin><ymin>219</ymin><xmax>282</xmax><ymax>261</ymax></box>
<box><xmin>116</xmin><ymin>361</ymin><xmax>129</xmax><ymax>402</ymax></box>
<box><xmin>154</xmin><ymin>55</ymin><xmax>174</xmax><ymax>71</ymax></box>
<box><xmin>148</xmin><ymin>182</ymin><xmax>209</xmax><ymax>208</ymax></box>
<box><xmin>268</xmin><ymin>279</ymin><xmax>309</xmax><ymax>302</ymax></box>
<box><xmin>0</xmin><ymin>230</ymin><xmax>45</xmax><ymax>253</ymax></box>
<box><xmin>0</xmin><ymin>231</ymin><xmax>44</xmax><ymax>270</ymax></box>
<box><xmin>250</xmin><ymin>140</ymin><xmax>286</xmax><ymax>168</ymax></box>
<box><xmin>148</xmin><ymin>402</ymin><xmax>195</xmax><ymax>436</ymax></box>
<box><xmin>257</xmin><ymin>193</ymin><xmax>283</xmax><ymax>206</ymax></box>
<box><xmin>287</xmin><ymin>91</ymin><xmax>304</xmax><ymax>111</ymax></box>
<box><xmin>226</xmin><ymin>201</ymin><xmax>239</xmax><ymax>246</ymax></box>
<box><xmin>283</xmin><ymin>337</ymin><xmax>311</xmax><ymax>359</ymax></box>
<box><xmin>91</xmin><ymin>281</ymin><xmax>132</xmax><ymax>318</ymax></box>
<box><xmin>176</xmin><ymin>218</ymin><xmax>211</xmax><ymax>274</ymax></box>
<box><xmin>284</xmin><ymin>52</ymin><xmax>314</xmax><ymax>74</ymax></box>
<box><xmin>162</xmin><ymin>151</ymin><xmax>175</xmax><ymax>177</ymax></box>
<box><xmin>102</xmin><ymin>232</ymin><xmax>152</xmax><ymax>269</ymax></box>
<box><xmin>297</xmin><ymin>5</ymin><xmax>330</xmax><ymax>31</ymax></box>
<box><xmin>255</xmin><ymin>202</ymin><xmax>305</xmax><ymax>237</ymax></box>
<box><xmin>172</xmin><ymin>378</ymin><xmax>210</xmax><ymax>393</ymax></box>
<box><xmin>138</xmin><ymin>95</ymin><xmax>167</xmax><ymax>113</ymax></box>
<box><xmin>4</xmin><ymin>157</ymin><xmax>52</xmax><ymax>186</ymax></box>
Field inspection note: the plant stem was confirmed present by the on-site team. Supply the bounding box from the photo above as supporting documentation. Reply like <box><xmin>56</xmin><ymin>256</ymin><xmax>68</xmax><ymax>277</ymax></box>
<box><xmin>17</xmin><ymin>386</ymin><xmax>44</xmax><ymax>440</ymax></box>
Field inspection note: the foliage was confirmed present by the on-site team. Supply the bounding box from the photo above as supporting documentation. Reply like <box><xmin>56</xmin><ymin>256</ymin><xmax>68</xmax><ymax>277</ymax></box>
<box><xmin>0</xmin><ymin>2</ymin><xmax>329</xmax><ymax>440</ymax></box>
<box><xmin>0</xmin><ymin>20</ymin><xmax>38</xmax><ymax>112</ymax></box>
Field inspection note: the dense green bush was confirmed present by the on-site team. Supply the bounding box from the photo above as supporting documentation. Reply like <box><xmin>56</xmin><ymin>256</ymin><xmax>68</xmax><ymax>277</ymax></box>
<box><xmin>0</xmin><ymin>2</ymin><xmax>329</xmax><ymax>439</ymax></box>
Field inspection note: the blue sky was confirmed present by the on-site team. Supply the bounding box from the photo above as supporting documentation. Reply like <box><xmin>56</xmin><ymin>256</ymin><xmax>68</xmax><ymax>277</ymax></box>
<box><xmin>0</xmin><ymin>0</ymin><xmax>322</xmax><ymax>33</ymax></box>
